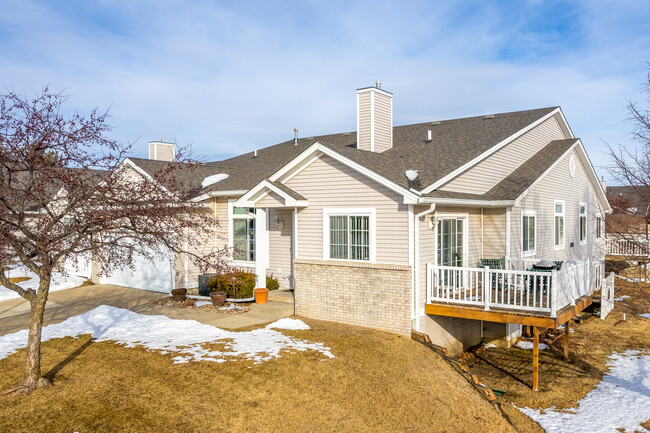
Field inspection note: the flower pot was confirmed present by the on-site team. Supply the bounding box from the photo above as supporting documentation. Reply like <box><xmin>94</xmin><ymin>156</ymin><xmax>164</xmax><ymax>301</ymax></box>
<box><xmin>171</xmin><ymin>288</ymin><xmax>187</xmax><ymax>301</ymax></box>
<box><xmin>210</xmin><ymin>291</ymin><xmax>227</xmax><ymax>307</ymax></box>
<box><xmin>253</xmin><ymin>288</ymin><xmax>269</xmax><ymax>304</ymax></box>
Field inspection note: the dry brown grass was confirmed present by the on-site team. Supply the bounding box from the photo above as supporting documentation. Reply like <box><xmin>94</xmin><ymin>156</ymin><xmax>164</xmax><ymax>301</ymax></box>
<box><xmin>0</xmin><ymin>318</ymin><xmax>515</xmax><ymax>433</ymax></box>
<box><xmin>1</xmin><ymin>277</ymin><xmax>31</xmax><ymax>286</ymax></box>
<box><xmin>467</xmin><ymin>273</ymin><xmax>650</xmax><ymax>432</ymax></box>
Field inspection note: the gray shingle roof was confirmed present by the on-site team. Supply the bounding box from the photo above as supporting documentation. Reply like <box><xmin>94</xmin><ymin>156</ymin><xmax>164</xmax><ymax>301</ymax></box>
<box><xmin>129</xmin><ymin>107</ymin><xmax>561</xmax><ymax>201</ymax></box>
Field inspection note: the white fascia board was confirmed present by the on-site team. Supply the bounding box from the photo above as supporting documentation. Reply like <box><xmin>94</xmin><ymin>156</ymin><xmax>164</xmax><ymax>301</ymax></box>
<box><xmin>269</xmin><ymin>141</ymin><xmax>419</xmax><ymax>203</ymax></box>
<box><xmin>418</xmin><ymin>197</ymin><xmax>515</xmax><ymax>207</ymax></box>
<box><xmin>554</xmin><ymin>108</ymin><xmax>575</xmax><ymax>139</ymax></box>
<box><xmin>233</xmin><ymin>180</ymin><xmax>307</xmax><ymax>208</ymax></box>
<box><xmin>190</xmin><ymin>190</ymin><xmax>248</xmax><ymax>202</ymax></box>
<box><xmin>420</xmin><ymin>108</ymin><xmax>561</xmax><ymax>194</ymax></box>
<box><xmin>513</xmin><ymin>140</ymin><xmax>581</xmax><ymax>207</ymax></box>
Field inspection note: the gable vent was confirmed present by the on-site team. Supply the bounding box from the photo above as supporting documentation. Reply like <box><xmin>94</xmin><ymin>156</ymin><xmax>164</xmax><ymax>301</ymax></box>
<box><xmin>356</xmin><ymin>82</ymin><xmax>393</xmax><ymax>152</ymax></box>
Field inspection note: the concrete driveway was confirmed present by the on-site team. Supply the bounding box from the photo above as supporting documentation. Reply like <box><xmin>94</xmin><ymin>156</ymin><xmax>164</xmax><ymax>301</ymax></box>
<box><xmin>0</xmin><ymin>284</ymin><xmax>294</xmax><ymax>336</ymax></box>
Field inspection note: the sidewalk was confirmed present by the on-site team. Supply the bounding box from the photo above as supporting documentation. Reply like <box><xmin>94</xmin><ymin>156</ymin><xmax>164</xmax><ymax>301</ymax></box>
<box><xmin>0</xmin><ymin>284</ymin><xmax>295</xmax><ymax>336</ymax></box>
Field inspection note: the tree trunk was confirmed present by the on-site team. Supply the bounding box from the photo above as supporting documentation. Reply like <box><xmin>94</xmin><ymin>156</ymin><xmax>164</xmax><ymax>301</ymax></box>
<box><xmin>22</xmin><ymin>277</ymin><xmax>52</xmax><ymax>391</ymax></box>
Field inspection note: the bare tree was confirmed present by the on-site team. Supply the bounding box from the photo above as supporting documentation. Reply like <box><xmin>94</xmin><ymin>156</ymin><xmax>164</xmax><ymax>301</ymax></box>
<box><xmin>0</xmin><ymin>89</ymin><xmax>228</xmax><ymax>394</ymax></box>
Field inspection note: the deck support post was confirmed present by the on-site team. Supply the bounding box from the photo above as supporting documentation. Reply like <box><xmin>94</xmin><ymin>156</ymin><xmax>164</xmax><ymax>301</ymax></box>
<box><xmin>533</xmin><ymin>327</ymin><xmax>540</xmax><ymax>391</ymax></box>
<box><xmin>563</xmin><ymin>321</ymin><xmax>570</xmax><ymax>360</ymax></box>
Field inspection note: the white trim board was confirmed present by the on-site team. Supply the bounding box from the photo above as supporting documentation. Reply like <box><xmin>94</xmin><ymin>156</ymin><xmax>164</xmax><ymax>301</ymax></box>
<box><xmin>321</xmin><ymin>208</ymin><xmax>377</xmax><ymax>263</ymax></box>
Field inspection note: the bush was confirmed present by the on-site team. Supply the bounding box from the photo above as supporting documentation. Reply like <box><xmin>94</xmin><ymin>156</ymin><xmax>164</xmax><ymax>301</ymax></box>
<box><xmin>266</xmin><ymin>275</ymin><xmax>280</xmax><ymax>291</ymax></box>
<box><xmin>208</xmin><ymin>271</ymin><xmax>255</xmax><ymax>299</ymax></box>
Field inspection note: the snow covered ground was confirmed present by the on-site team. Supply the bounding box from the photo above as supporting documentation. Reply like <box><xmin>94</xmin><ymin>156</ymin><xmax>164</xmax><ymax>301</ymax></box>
<box><xmin>516</xmin><ymin>340</ymin><xmax>549</xmax><ymax>351</ymax></box>
<box><xmin>0</xmin><ymin>305</ymin><xmax>334</xmax><ymax>364</ymax></box>
<box><xmin>640</xmin><ymin>313</ymin><xmax>650</xmax><ymax>319</ymax></box>
<box><xmin>520</xmin><ymin>350</ymin><xmax>650</xmax><ymax>433</ymax></box>
<box><xmin>0</xmin><ymin>266</ymin><xmax>87</xmax><ymax>302</ymax></box>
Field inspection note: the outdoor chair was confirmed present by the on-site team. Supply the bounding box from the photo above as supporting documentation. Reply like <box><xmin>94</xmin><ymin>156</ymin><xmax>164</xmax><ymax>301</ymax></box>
<box><xmin>480</xmin><ymin>258</ymin><xmax>506</xmax><ymax>292</ymax></box>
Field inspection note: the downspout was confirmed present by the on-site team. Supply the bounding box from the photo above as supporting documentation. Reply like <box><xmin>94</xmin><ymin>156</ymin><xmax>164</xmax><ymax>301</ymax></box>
<box><xmin>414</xmin><ymin>203</ymin><xmax>436</xmax><ymax>330</ymax></box>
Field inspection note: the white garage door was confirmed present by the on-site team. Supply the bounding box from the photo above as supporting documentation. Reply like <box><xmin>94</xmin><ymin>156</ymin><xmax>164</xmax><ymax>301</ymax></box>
<box><xmin>100</xmin><ymin>245</ymin><xmax>174</xmax><ymax>293</ymax></box>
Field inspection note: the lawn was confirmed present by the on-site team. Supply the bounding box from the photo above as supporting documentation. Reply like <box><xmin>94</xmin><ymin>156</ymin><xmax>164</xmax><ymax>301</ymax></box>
<box><xmin>465</xmin><ymin>273</ymin><xmax>650</xmax><ymax>432</ymax></box>
<box><xmin>0</xmin><ymin>313</ymin><xmax>514</xmax><ymax>433</ymax></box>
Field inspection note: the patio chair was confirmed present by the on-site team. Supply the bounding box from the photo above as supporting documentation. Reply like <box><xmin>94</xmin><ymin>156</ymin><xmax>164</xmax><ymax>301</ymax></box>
<box><xmin>480</xmin><ymin>258</ymin><xmax>506</xmax><ymax>292</ymax></box>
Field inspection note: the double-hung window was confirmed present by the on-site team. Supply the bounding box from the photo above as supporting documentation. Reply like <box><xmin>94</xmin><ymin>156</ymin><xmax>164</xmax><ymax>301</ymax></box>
<box><xmin>522</xmin><ymin>211</ymin><xmax>536</xmax><ymax>256</ymax></box>
<box><xmin>232</xmin><ymin>207</ymin><xmax>256</xmax><ymax>262</ymax></box>
<box><xmin>579</xmin><ymin>203</ymin><xmax>587</xmax><ymax>243</ymax></box>
<box><xmin>324</xmin><ymin>209</ymin><xmax>375</xmax><ymax>262</ymax></box>
<box><xmin>554</xmin><ymin>201</ymin><xmax>565</xmax><ymax>249</ymax></box>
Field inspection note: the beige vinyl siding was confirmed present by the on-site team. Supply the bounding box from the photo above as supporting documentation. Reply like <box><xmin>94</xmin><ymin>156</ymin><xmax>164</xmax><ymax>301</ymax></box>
<box><xmin>175</xmin><ymin>198</ymin><xmax>229</xmax><ymax>289</ymax></box>
<box><xmin>148</xmin><ymin>142</ymin><xmax>175</xmax><ymax>162</ymax></box>
<box><xmin>357</xmin><ymin>92</ymin><xmax>372</xmax><ymax>151</ymax></box>
<box><xmin>286</xmin><ymin>155</ymin><xmax>409</xmax><ymax>265</ymax></box>
<box><xmin>511</xmin><ymin>148</ymin><xmax>607</xmax><ymax>262</ymax></box>
<box><xmin>256</xmin><ymin>191</ymin><xmax>286</xmax><ymax>208</ymax></box>
<box><xmin>267</xmin><ymin>208</ymin><xmax>293</xmax><ymax>288</ymax></box>
<box><xmin>373</xmin><ymin>91</ymin><xmax>392</xmax><ymax>152</ymax></box>
<box><xmin>440</xmin><ymin>114</ymin><xmax>568</xmax><ymax>194</ymax></box>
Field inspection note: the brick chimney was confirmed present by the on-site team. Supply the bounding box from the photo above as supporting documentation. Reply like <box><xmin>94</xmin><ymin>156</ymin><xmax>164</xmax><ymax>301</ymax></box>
<box><xmin>356</xmin><ymin>81</ymin><xmax>393</xmax><ymax>152</ymax></box>
<box><xmin>148</xmin><ymin>138</ymin><xmax>175</xmax><ymax>162</ymax></box>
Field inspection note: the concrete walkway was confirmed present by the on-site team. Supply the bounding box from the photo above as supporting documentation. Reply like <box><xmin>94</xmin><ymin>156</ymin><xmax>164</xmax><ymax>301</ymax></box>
<box><xmin>0</xmin><ymin>284</ymin><xmax>294</xmax><ymax>336</ymax></box>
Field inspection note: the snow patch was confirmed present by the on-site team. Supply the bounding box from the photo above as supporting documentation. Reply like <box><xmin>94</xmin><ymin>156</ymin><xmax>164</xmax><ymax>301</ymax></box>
<box><xmin>639</xmin><ymin>313</ymin><xmax>650</xmax><ymax>319</ymax></box>
<box><xmin>516</xmin><ymin>340</ymin><xmax>549</xmax><ymax>351</ymax></box>
<box><xmin>520</xmin><ymin>350</ymin><xmax>650</xmax><ymax>433</ymax></box>
<box><xmin>194</xmin><ymin>301</ymin><xmax>212</xmax><ymax>307</ymax></box>
<box><xmin>0</xmin><ymin>266</ymin><xmax>87</xmax><ymax>302</ymax></box>
<box><xmin>0</xmin><ymin>305</ymin><xmax>334</xmax><ymax>364</ymax></box>
<box><xmin>614</xmin><ymin>295</ymin><xmax>631</xmax><ymax>301</ymax></box>
<box><xmin>484</xmin><ymin>343</ymin><xmax>497</xmax><ymax>349</ymax></box>
<box><xmin>201</xmin><ymin>173</ymin><xmax>229</xmax><ymax>188</ymax></box>
<box><xmin>266</xmin><ymin>318</ymin><xmax>310</xmax><ymax>330</ymax></box>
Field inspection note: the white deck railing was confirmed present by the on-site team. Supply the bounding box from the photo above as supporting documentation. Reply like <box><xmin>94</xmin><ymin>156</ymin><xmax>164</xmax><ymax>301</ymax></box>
<box><xmin>606</xmin><ymin>236</ymin><xmax>650</xmax><ymax>256</ymax></box>
<box><xmin>426</xmin><ymin>260</ymin><xmax>604</xmax><ymax>318</ymax></box>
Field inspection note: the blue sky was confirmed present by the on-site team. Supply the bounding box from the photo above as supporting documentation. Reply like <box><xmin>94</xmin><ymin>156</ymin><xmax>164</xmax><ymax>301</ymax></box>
<box><xmin>1</xmin><ymin>0</ymin><xmax>649</xmax><ymax>182</ymax></box>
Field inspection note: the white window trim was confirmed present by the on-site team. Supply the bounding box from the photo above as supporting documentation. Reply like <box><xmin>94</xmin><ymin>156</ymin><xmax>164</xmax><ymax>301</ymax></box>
<box><xmin>322</xmin><ymin>208</ymin><xmax>376</xmax><ymax>263</ymax></box>
<box><xmin>522</xmin><ymin>210</ymin><xmax>537</xmax><ymax>257</ymax></box>
<box><xmin>228</xmin><ymin>199</ymin><xmax>257</xmax><ymax>267</ymax></box>
<box><xmin>554</xmin><ymin>200</ymin><xmax>565</xmax><ymax>250</ymax></box>
<box><xmin>435</xmin><ymin>211</ymin><xmax>469</xmax><ymax>268</ymax></box>
<box><xmin>579</xmin><ymin>202</ymin><xmax>588</xmax><ymax>244</ymax></box>
<box><xmin>595</xmin><ymin>211</ymin><xmax>604</xmax><ymax>241</ymax></box>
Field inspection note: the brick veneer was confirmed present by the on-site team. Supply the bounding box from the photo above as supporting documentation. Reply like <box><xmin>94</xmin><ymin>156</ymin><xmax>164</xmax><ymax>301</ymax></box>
<box><xmin>294</xmin><ymin>259</ymin><xmax>412</xmax><ymax>335</ymax></box>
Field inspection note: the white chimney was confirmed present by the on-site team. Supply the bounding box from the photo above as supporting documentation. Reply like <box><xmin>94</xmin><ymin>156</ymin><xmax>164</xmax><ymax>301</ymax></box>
<box><xmin>356</xmin><ymin>82</ymin><xmax>393</xmax><ymax>152</ymax></box>
<box><xmin>148</xmin><ymin>139</ymin><xmax>176</xmax><ymax>162</ymax></box>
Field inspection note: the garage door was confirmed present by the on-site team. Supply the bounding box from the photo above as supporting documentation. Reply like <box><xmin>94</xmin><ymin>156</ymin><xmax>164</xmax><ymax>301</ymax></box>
<box><xmin>99</xmin><ymin>245</ymin><xmax>174</xmax><ymax>293</ymax></box>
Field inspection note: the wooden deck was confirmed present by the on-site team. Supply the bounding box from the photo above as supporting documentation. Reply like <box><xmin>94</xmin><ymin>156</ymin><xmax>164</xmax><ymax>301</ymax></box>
<box><xmin>425</xmin><ymin>295</ymin><xmax>592</xmax><ymax>391</ymax></box>
<box><xmin>424</xmin><ymin>294</ymin><xmax>592</xmax><ymax>329</ymax></box>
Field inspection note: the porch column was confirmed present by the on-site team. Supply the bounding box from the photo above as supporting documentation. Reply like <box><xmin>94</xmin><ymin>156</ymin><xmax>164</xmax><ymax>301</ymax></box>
<box><xmin>255</xmin><ymin>207</ymin><xmax>267</xmax><ymax>288</ymax></box>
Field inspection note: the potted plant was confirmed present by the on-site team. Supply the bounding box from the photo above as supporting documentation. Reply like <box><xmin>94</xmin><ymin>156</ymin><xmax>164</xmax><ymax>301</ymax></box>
<box><xmin>253</xmin><ymin>287</ymin><xmax>269</xmax><ymax>304</ymax></box>
<box><xmin>171</xmin><ymin>288</ymin><xmax>187</xmax><ymax>301</ymax></box>
<box><xmin>210</xmin><ymin>290</ymin><xmax>227</xmax><ymax>307</ymax></box>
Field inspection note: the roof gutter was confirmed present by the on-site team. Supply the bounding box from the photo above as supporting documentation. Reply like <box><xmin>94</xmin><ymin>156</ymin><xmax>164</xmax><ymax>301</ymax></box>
<box><xmin>190</xmin><ymin>190</ymin><xmax>248</xmax><ymax>202</ymax></box>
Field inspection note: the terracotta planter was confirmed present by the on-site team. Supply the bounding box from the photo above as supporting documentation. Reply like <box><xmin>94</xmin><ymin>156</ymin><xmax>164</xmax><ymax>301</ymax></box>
<box><xmin>171</xmin><ymin>288</ymin><xmax>187</xmax><ymax>301</ymax></box>
<box><xmin>253</xmin><ymin>288</ymin><xmax>269</xmax><ymax>304</ymax></box>
<box><xmin>210</xmin><ymin>291</ymin><xmax>227</xmax><ymax>307</ymax></box>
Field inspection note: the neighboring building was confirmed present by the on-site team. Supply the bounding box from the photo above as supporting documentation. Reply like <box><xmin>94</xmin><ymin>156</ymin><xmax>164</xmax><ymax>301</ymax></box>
<box><xmin>605</xmin><ymin>185</ymin><xmax>650</xmax><ymax>256</ymax></box>
<box><xmin>106</xmin><ymin>83</ymin><xmax>611</xmax><ymax>355</ymax></box>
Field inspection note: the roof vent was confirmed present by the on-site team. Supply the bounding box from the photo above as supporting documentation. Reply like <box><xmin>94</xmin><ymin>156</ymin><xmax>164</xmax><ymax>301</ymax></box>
<box><xmin>427</xmin><ymin>130</ymin><xmax>432</xmax><ymax>141</ymax></box>
<box><xmin>430</xmin><ymin>121</ymin><xmax>442</xmax><ymax>126</ymax></box>
<box><xmin>405</xmin><ymin>170</ymin><xmax>419</xmax><ymax>181</ymax></box>
<box><xmin>484</xmin><ymin>114</ymin><xmax>495</xmax><ymax>119</ymax></box>
<box><xmin>254</xmin><ymin>149</ymin><xmax>257</xmax><ymax>158</ymax></box>
<box><xmin>293</xmin><ymin>128</ymin><xmax>299</xmax><ymax>146</ymax></box>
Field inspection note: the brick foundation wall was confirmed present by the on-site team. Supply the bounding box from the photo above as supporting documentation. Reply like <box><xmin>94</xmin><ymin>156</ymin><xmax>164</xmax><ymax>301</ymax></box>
<box><xmin>294</xmin><ymin>259</ymin><xmax>412</xmax><ymax>335</ymax></box>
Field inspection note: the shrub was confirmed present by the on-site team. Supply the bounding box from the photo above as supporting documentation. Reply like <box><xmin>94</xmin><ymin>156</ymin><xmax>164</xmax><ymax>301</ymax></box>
<box><xmin>208</xmin><ymin>271</ymin><xmax>255</xmax><ymax>299</ymax></box>
<box><xmin>266</xmin><ymin>275</ymin><xmax>280</xmax><ymax>291</ymax></box>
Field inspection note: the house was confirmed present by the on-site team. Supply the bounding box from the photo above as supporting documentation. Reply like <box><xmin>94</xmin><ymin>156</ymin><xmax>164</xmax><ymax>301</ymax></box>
<box><xmin>108</xmin><ymin>83</ymin><xmax>612</xmax><ymax>374</ymax></box>
<box><xmin>605</xmin><ymin>185</ymin><xmax>650</xmax><ymax>257</ymax></box>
